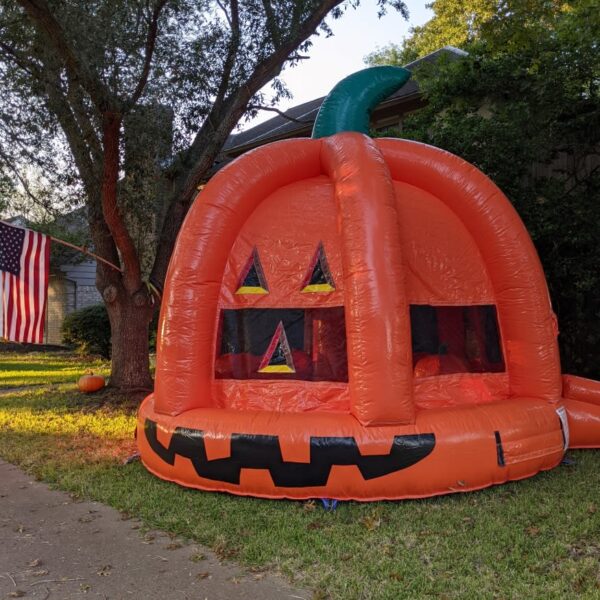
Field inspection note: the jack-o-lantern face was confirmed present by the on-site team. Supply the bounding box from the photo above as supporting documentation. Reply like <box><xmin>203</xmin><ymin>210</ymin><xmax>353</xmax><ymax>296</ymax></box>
<box><xmin>216</xmin><ymin>219</ymin><xmax>348</xmax><ymax>385</ymax></box>
<box><xmin>210</xmin><ymin>150</ymin><xmax>507</xmax><ymax>418</ymax></box>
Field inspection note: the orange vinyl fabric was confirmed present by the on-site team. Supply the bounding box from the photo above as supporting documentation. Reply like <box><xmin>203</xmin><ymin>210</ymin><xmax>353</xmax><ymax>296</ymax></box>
<box><xmin>393</xmin><ymin>181</ymin><xmax>495</xmax><ymax>305</ymax></box>
<box><xmin>218</xmin><ymin>176</ymin><xmax>344</xmax><ymax>310</ymax></box>
<box><xmin>376</xmin><ymin>139</ymin><xmax>563</xmax><ymax>403</ymax></box>
<box><xmin>154</xmin><ymin>139</ymin><xmax>323</xmax><ymax>416</ymax></box>
<box><xmin>563</xmin><ymin>374</ymin><xmax>600</xmax><ymax>406</ymax></box>
<box><xmin>413</xmin><ymin>373</ymin><xmax>509</xmax><ymax>410</ymax></box>
<box><xmin>139</xmin><ymin>128</ymin><xmax>599</xmax><ymax>501</ymax></box>
<box><xmin>561</xmin><ymin>375</ymin><xmax>600</xmax><ymax>448</ymax></box>
<box><xmin>562</xmin><ymin>399</ymin><xmax>600</xmax><ymax>449</ymax></box>
<box><xmin>138</xmin><ymin>395</ymin><xmax>565</xmax><ymax>500</ymax></box>
<box><xmin>321</xmin><ymin>134</ymin><xmax>413</xmax><ymax>425</ymax></box>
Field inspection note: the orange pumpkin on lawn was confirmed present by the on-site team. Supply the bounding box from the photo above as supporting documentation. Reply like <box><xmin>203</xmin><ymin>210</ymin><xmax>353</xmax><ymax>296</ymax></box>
<box><xmin>78</xmin><ymin>372</ymin><xmax>105</xmax><ymax>394</ymax></box>
<box><xmin>137</xmin><ymin>67</ymin><xmax>600</xmax><ymax>500</ymax></box>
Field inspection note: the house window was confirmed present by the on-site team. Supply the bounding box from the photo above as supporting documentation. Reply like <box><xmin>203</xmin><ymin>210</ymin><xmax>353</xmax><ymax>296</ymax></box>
<box><xmin>215</xmin><ymin>307</ymin><xmax>348</xmax><ymax>382</ymax></box>
<box><xmin>410</xmin><ymin>305</ymin><xmax>505</xmax><ymax>377</ymax></box>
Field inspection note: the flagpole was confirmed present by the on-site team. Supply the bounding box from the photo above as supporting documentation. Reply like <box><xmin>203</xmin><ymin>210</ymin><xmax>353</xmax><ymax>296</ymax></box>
<box><xmin>49</xmin><ymin>236</ymin><xmax>123</xmax><ymax>272</ymax></box>
<box><xmin>0</xmin><ymin>220</ymin><xmax>123</xmax><ymax>273</ymax></box>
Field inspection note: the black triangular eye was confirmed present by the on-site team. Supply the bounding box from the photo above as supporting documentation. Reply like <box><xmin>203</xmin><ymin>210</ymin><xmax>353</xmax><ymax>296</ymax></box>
<box><xmin>258</xmin><ymin>322</ymin><xmax>295</xmax><ymax>373</ymax></box>
<box><xmin>236</xmin><ymin>247</ymin><xmax>268</xmax><ymax>294</ymax></box>
<box><xmin>301</xmin><ymin>242</ymin><xmax>335</xmax><ymax>292</ymax></box>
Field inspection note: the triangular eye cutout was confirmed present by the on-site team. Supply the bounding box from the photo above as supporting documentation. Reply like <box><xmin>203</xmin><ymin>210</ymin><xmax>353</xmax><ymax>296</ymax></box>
<box><xmin>258</xmin><ymin>322</ymin><xmax>296</xmax><ymax>373</ymax></box>
<box><xmin>301</xmin><ymin>242</ymin><xmax>335</xmax><ymax>293</ymax></box>
<box><xmin>236</xmin><ymin>247</ymin><xmax>268</xmax><ymax>294</ymax></box>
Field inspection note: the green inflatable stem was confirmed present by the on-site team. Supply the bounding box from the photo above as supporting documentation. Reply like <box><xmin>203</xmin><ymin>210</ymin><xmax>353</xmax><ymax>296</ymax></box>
<box><xmin>311</xmin><ymin>66</ymin><xmax>411</xmax><ymax>139</ymax></box>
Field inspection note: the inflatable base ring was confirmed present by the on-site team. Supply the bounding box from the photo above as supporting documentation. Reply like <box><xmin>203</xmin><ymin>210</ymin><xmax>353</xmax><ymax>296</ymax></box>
<box><xmin>138</xmin><ymin>395</ymin><xmax>575</xmax><ymax>500</ymax></box>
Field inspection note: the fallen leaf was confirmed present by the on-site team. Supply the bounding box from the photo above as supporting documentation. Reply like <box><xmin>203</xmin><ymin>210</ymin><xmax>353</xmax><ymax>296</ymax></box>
<box><xmin>166</xmin><ymin>542</ymin><xmax>182</xmax><ymax>550</ymax></box>
<box><xmin>196</xmin><ymin>572</ymin><xmax>211</xmax><ymax>580</ymax></box>
<box><xmin>362</xmin><ymin>516</ymin><xmax>382</xmax><ymax>531</ymax></box>
<box><xmin>78</xmin><ymin>516</ymin><xmax>95</xmax><ymax>523</ymax></box>
<box><xmin>96</xmin><ymin>565</ymin><xmax>112</xmax><ymax>576</ymax></box>
<box><xmin>190</xmin><ymin>553</ymin><xmax>206</xmax><ymax>562</ymax></box>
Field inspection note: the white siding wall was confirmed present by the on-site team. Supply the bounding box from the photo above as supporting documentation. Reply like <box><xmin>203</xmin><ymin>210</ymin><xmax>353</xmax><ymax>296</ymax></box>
<box><xmin>44</xmin><ymin>261</ymin><xmax>102</xmax><ymax>344</ymax></box>
<box><xmin>59</xmin><ymin>261</ymin><xmax>102</xmax><ymax>310</ymax></box>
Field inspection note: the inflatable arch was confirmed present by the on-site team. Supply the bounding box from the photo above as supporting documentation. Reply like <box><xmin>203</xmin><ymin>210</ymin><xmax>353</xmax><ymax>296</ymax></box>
<box><xmin>137</xmin><ymin>67</ymin><xmax>600</xmax><ymax>500</ymax></box>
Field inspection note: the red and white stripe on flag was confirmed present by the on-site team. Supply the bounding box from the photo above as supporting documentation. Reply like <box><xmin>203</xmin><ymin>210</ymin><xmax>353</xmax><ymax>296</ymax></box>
<box><xmin>0</xmin><ymin>226</ymin><xmax>50</xmax><ymax>344</ymax></box>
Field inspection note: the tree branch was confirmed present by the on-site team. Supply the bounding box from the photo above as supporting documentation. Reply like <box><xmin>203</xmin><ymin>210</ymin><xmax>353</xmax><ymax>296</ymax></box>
<box><xmin>0</xmin><ymin>39</ymin><xmax>41</xmax><ymax>78</ymax></box>
<box><xmin>128</xmin><ymin>0</ymin><xmax>168</xmax><ymax>107</ymax></box>
<box><xmin>215</xmin><ymin>0</ymin><xmax>232</xmax><ymax>28</ymax></box>
<box><xmin>149</xmin><ymin>0</ymin><xmax>346</xmax><ymax>288</ymax></box>
<box><xmin>0</xmin><ymin>145</ymin><xmax>61</xmax><ymax>216</ymax></box>
<box><xmin>100</xmin><ymin>112</ymin><xmax>142</xmax><ymax>292</ymax></box>
<box><xmin>65</xmin><ymin>73</ymin><xmax>103</xmax><ymax>166</ymax></box>
<box><xmin>261</xmin><ymin>0</ymin><xmax>282</xmax><ymax>48</ymax></box>
<box><xmin>247</xmin><ymin>104</ymin><xmax>313</xmax><ymax>124</ymax></box>
<box><xmin>212</xmin><ymin>0</ymin><xmax>240</xmax><ymax>115</ymax></box>
<box><xmin>17</xmin><ymin>0</ymin><xmax>115</xmax><ymax>111</ymax></box>
<box><xmin>40</xmin><ymin>65</ymin><xmax>121</xmax><ymax>284</ymax></box>
<box><xmin>37</xmin><ymin>47</ymin><xmax>99</xmax><ymax>192</ymax></box>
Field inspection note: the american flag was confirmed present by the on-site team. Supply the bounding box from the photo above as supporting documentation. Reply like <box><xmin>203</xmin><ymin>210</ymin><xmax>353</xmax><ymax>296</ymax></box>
<box><xmin>0</xmin><ymin>222</ymin><xmax>50</xmax><ymax>344</ymax></box>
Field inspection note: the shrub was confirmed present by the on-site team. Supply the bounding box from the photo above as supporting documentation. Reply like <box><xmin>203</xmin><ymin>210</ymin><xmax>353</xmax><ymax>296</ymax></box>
<box><xmin>61</xmin><ymin>304</ymin><xmax>111</xmax><ymax>358</ymax></box>
<box><xmin>61</xmin><ymin>304</ymin><xmax>160</xmax><ymax>359</ymax></box>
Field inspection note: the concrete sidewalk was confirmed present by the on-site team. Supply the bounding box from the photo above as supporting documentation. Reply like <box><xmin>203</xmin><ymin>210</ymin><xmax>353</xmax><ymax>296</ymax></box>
<box><xmin>0</xmin><ymin>460</ymin><xmax>307</xmax><ymax>600</ymax></box>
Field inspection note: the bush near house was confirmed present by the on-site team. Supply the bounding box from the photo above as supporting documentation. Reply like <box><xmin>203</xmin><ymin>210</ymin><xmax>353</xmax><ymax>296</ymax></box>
<box><xmin>61</xmin><ymin>304</ymin><xmax>111</xmax><ymax>358</ymax></box>
<box><xmin>61</xmin><ymin>304</ymin><xmax>159</xmax><ymax>359</ymax></box>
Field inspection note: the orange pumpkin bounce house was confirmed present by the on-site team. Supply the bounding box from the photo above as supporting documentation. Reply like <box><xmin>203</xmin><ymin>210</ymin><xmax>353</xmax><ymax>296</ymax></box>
<box><xmin>137</xmin><ymin>67</ymin><xmax>600</xmax><ymax>501</ymax></box>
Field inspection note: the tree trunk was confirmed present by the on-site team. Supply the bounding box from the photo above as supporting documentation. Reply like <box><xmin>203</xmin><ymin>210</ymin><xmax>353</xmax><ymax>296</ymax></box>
<box><xmin>105</xmin><ymin>288</ymin><xmax>154</xmax><ymax>391</ymax></box>
<box><xmin>97</xmin><ymin>112</ymin><xmax>155</xmax><ymax>392</ymax></box>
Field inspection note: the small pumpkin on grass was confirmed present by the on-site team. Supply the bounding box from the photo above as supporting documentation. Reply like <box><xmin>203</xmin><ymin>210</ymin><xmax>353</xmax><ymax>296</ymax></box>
<box><xmin>78</xmin><ymin>372</ymin><xmax>106</xmax><ymax>394</ymax></box>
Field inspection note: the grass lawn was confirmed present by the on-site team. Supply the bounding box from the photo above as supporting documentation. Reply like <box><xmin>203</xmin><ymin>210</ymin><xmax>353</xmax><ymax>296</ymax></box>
<box><xmin>1</xmin><ymin>352</ymin><xmax>599</xmax><ymax>599</ymax></box>
<box><xmin>0</xmin><ymin>350</ymin><xmax>109</xmax><ymax>387</ymax></box>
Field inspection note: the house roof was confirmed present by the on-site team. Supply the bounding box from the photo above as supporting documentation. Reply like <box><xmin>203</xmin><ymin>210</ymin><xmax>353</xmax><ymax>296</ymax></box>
<box><xmin>222</xmin><ymin>46</ymin><xmax>467</xmax><ymax>158</ymax></box>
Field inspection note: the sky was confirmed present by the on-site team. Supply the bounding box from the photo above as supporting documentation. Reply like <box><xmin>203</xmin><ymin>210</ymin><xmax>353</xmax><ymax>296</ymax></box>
<box><xmin>243</xmin><ymin>0</ymin><xmax>433</xmax><ymax>128</ymax></box>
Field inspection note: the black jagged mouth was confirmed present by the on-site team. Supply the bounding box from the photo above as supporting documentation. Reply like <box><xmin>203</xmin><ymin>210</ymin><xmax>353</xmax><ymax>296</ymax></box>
<box><xmin>144</xmin><ymin>418</ymin><xmax>436</xmax><ymax>487</ymax></box>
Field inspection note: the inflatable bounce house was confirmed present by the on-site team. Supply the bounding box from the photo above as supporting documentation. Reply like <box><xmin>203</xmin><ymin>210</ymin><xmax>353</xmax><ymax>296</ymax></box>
<box><xmin>137</xmin><ymin>67</ymin><xmax>600</xmax><ymax>501</ymax></box>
